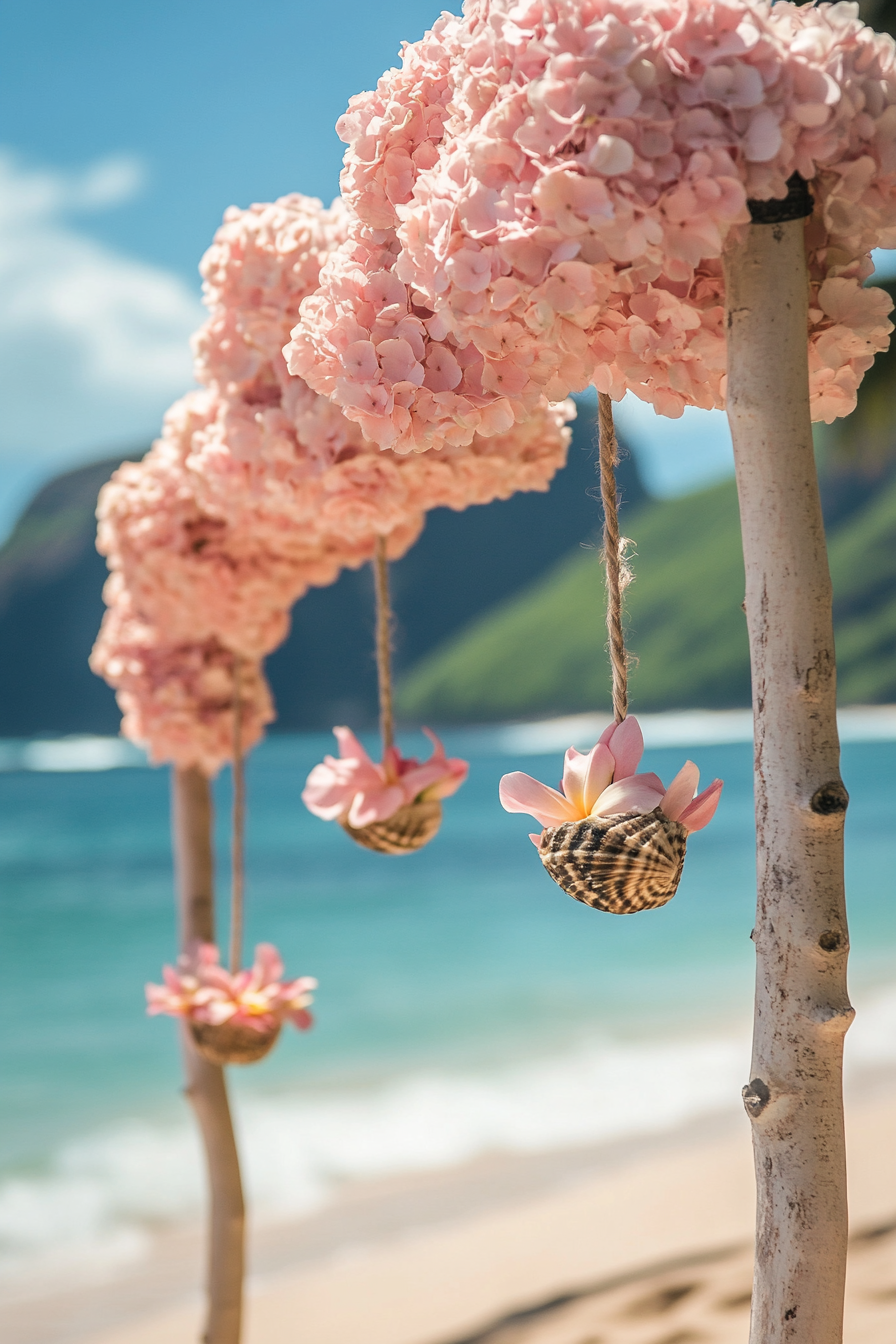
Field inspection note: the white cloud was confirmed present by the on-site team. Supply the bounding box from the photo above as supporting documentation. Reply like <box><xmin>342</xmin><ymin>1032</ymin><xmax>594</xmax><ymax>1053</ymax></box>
<box><xmin>0</xmin><ymin>150</ymin><xmax>204</xmax><ymax>535</ymax></box>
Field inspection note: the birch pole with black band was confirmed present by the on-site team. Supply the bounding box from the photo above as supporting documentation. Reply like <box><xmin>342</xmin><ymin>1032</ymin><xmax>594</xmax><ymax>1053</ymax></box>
<box><xmin>172</xmin><ymin>765</ymin><xmax>245</xmax><ymax>1344</ymax></box>
<box><xmin>723</xmin><ymin>186</ymin><xmax>853</xmax><ymax>1344</ymax></box>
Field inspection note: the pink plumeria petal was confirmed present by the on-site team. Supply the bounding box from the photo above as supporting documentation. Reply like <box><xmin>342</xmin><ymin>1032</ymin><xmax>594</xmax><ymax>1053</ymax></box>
<box><xmin>303</xmin><ymin>727</ymin><xmax>386</xmax><ymax>820</ymax></box>
<box><xmin>678</xmin><ymin>778</ymin><xmax>724</xmax><ymax>832</ymax></box>
<box><xmin>400</xmin><ymin>758</ymin><xmax>460</xmax><ymax>801</ymax></box>
<box><xmin>427</xmin><ymin>757</ymin><xmax>469</xmax><ymax>799</ymax></box>
<box><xmin>417</xmin><ymin>727</ymin><xmax>469</xmax><ymax>798</ymax></box>
<box><xmin>606</xmin><ymin>716</ymin><xmax>645</xmax><ymax>780</ymax></box>
<box><xmin>203</xmin><ymin>966</ymin><xmax>237</xmax><ymax>993</ymax></box>
<box><xmin>333</xmin><ymin>725</ymin><xmax>377</xmax><ymax>766</ymax></box>
<box><xmin>528</xmin><ymin>832</ymin><xmax>542</xmax><ymax>846</ymax></box>
<box><xmin>500</xmin><ymin>771</ymin><xmax>579</xmax><ymax>827</ymax></box>
<box><xmin>660</xmin><ymin>761</ymin><xmax>701</xmax><ymax>822</ymax></box>
<box><xmin>562</xmin><ymin>743</ymin><xmax>614</xmax><ymax>813</ymax></box>
<box><xmin>286</xmin><ymin>975</ymin><xmax>318</xmax><ymax>997</ymax></box>
<box><xmin>162</xmin><ymin>965</ymin><xmax>182</xmax><ymax>991</ymax></box>
<box><xmin>421</xmin><ymin>726</ymin><xmax>447</xmax><ymax>758</ymax></box>
<box><xmin>347</xmin><ymin>783</ymin><xmax>406</xmax><ymax>828</ymax></box>
<box><xmin>581</xmin><ymin>742</ymin><xmax>616</xmax><ymax>812</ymax></box>
<box><xmin>423</xmin><ymin>730</ymin><xmax>469</xmax><ymax>789</ymax></box>
<box><xmin>593</xmin><ymin>775</ymin><xmax>664</xmax><ymax>816</ymax></box>
<box><xmin>382</xmin><ymin>744</ymin><xmax>407</xmax><ymax>780</ymax></box>
<box><xmin>146</xmin><ymin>984</ymin><xmax>179</xmax><ymax>1015</ymax></box>
<box><xmin>561</xmin><ymin>746</ymin><xmax>588</xmax><ymax>811</ymax></box>
<box><xmin>288</xmin><ymin>1008</ymin><xmax>314</xmax><ymax>1031</ymax></box>
<box><xmin>301</xmin><ymin>761</ymin><xmax>358</xmax><ymax>820</ymax></box>
<box><xmin>252</xmin><ymin>943</ymin><xmax>284</xmax><ymax>986</ymax></box>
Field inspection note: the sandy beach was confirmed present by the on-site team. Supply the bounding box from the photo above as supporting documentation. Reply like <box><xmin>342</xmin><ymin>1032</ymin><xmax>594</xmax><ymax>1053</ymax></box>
<box><xmin>5</xmin><ymin>1074</ymin><xmax>893</xmax><ymax>1344</ymax></box>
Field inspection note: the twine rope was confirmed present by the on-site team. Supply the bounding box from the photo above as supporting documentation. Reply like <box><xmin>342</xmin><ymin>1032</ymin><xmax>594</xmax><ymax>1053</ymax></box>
<box><xmin>598</xmin><ymin>392</ymin><xmax>632</xmax><ymax>724</ymax></box>
<box><xmin>229</xmin><ymin>656</ymin><xmax>245</xmax><ymax>973</ymax></box>
<box><xmin>374</xmin><ymin>536</ymin><xmax>395</xmax><ymax>756</ymax></box>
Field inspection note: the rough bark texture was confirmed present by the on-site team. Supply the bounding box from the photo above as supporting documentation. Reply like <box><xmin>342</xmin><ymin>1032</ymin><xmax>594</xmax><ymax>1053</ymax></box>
<box><xmin>723</xmin><ymin>220</ymin><xmax>853</xmax><ymax>1344</ymax></box>
<box><xmin>172</xmin><ymin>766</ymin><xmax>245</xmax><ymax>1344</ymax></box>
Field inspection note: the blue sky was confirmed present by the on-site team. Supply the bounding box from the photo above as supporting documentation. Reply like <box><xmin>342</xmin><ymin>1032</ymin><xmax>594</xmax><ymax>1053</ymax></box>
<box><xmin>0</xmin><ymin>1</ymin><xmax>892</xmax><ymax>537</ymax></box>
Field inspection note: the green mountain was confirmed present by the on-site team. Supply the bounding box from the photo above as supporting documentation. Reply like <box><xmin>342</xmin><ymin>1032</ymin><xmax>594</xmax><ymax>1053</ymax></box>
<box><xmin>0</xmin><ymin>412</ymin><xmax>641</xmax><ymax>736</ymax></box>
<box><xmin>397</xmin><ymin>469</ymin><xmax>896</xmax><ymax>723</ymax></box>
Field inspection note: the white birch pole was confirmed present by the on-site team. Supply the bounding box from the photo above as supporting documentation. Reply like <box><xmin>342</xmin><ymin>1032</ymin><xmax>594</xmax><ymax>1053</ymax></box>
<box><xmin>723</xmin><ymin>214</ymin><xmax>854</xmax><ymax>1344</ymax></box>
<box><xmin>172</xmin><ymin>765</ymin><xmax>246</xmax><ymax>1344</ymax></box>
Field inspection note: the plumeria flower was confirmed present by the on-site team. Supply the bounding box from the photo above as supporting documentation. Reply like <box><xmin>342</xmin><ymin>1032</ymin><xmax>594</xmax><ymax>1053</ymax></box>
<box><xmin>146</xmin><ymin>942</ymin><xmax>316</xmax><ymax>1033</ymax></box>
<box><xmin>302</xmin><ymin>725</ymin><xmax>468</xmax><ymax>828</ymax></box>
<box><xmin>499</xmin><ymin>717</ymin><xmax>722</xmax><ymax>841</ymax></box>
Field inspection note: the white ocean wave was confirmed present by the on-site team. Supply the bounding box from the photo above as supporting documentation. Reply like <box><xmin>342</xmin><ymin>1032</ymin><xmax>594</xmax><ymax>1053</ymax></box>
<box><xmin>4</xmin><ymin>705</ymin><xmax>895</xmax><ymax>774</ymax></box>
<box><xmin>1</xmin><ymin>984</ymin><xmax>892</xmax><ymax>1295</ymax></box>
<box><xmin>0</xmin><ymin>1029</ymin><xmax>746</xmax><ymax>1293</ymax></box>
<box><xmin>487</xmin><ymin>705</ymin><xmax>896</xmax><ymax>755</ymax></box>
<box><xmin>0</xmin><ymin>735</ymin><xmax>147</xmax><ymax>772</ymax></box>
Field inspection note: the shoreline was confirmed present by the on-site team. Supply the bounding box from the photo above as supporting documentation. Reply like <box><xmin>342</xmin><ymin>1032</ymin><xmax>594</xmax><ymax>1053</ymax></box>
<box><xmin>5</xmin><ymin>1071</ymin><xmax>893</xmax><ymax>1344</ymax></box>
<box><xmin>4</xmin><ymin>703</ymin><xmax>896</xmax><ymax>773</ymax></box>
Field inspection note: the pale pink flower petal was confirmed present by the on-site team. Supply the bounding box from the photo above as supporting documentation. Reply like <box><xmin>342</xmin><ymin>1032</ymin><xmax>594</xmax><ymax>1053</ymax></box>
<box><xmin>252</xmin><ymin>943</ymin><xmax>284</xmax><ymax>986</ymax></box>
<box><xmin>417</xmin><ymin>727</ymin><xmax>469</xmax><ymax>798</ymax></box>
<box><xmin>604</xmin><ymin>717</ymin><xmax>645</xmax><ymax>780</ymax></box>
<box><xmin>678</xmin><ymin>778</ymin><xmax>724</xmax><ymax>832</ymax></box>
<box><xmin>347</xmin><ymin>784</ymin><xmax>407</xmax><ymax>828</ymax></box>
<box><xmin>562</xmin><ymin>743</ymin><xmax>614</xmax><ymax>814</ymax></box>
<box><xmin>333</xmin><ymin>725</ymin><xmax>377</xmax><ymax>768</ymax></box>
<box><xmin>145</xmin><ymin>942</ymin><xmax>316</xmax><ymax>1036</ymax></box>
<box><xmin>660</xmin><ymin>761</ymin><xmax>702</xmax><ymax>823</ymax></box>
<box><xmin>499</xmin><ymin>771</ymin><xmax>579</xmax><ymax>828</ymax></box>
<box><xmin>305</xmin><ymin>726</ymin><xmax>468</xmax><ymax>828</ymax></box>
<box><xmin>592</xmin><ymin>776</ymin><xmax>665</xmax><ymax>817</ymax></box>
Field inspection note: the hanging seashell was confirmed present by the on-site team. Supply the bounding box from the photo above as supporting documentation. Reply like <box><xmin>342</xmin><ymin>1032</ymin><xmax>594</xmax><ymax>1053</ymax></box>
<box><xmin>538</xmin><ymin>807</ymin><xmax>688</xmax><ymax>914</ymax></box>
<box><xmin>342</xmin><ymin>797</ymin><xmax>442</xmax><ymax>855</ymax></box>
<box><xmin>189</xmin><ymin>1020</ymin><xmax>281</xmax><ymax>1066</ymax></box>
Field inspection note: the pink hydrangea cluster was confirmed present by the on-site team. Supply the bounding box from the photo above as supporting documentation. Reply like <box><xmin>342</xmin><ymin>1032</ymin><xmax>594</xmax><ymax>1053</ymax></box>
<box><xmin>285</xmin><ymin>13</ymin><xmax>544</xmax><ymax>451</ymax></box>
<box><xmin>94</xmin><ymin>390</ymin><xmax>424</xmax><ymax>663</ymax></box>
<box><xmin>146</xmin><ymin>941</ymin><xmax>316</xmax><ymax>1034</ymax></box>
<box><xmin>292</xmin><ymin>0</ymin><xmax>895</xmax><ymax>436</ymax></box>
<box><xmin>188</xmin><ymin>192</ymin><xmax>571</xmax><ymax>551</ymax></box>
<box><xmin>303</xmin><ymin>725</ymin><xmax>468</xmax><ymax>828</ymax></box>
<box><xmin>287</xmin><ymin>224</ymin><xmax>542</xmax><ymax>451</ymax></box>
<box><xmin>195</xmin><ymin>194</ymin><xmax>350</xmax><ymax>394</ymax></box>
<box><xmin>90</xmin><ymin>591</ymin><xmax>274</xmax><ymax>776</ymax></box>
<box><xmin>94</xmin><ymin>192</ymin><xmax>573</xmax><ymax>771</ymax></box>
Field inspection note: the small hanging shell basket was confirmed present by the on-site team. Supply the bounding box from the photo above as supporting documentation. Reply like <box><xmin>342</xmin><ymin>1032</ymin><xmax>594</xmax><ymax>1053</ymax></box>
<box><xmin>342</xmin><ymin>798</ymin><xmax>442</xmax><ymax>855</ymax></box>
<box><xmin>189</xmin><ymin>1020</ymin><xmax>281</xmax><ymax>1066</ymax></box>
<box><xmin>538</xmin><ymin>806</ymin><xmax>688</xmax><ymax>914</ymax></box>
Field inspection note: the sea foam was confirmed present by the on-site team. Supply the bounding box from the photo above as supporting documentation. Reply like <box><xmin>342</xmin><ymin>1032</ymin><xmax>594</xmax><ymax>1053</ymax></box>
<box><xmin>2</xmin><ymin>984</ymin><xmax>893</xmax><ymax>1296</ymax></box>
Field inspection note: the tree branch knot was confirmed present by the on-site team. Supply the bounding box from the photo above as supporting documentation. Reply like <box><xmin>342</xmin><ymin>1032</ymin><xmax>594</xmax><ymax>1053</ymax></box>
<box><xmin>742</xmin><ymin>1077</ymin><xmax>771</xmax><ymax>1118</ymax></box>
<box><xmin>810</xmin><ymin>780</ymin><xmax>849</xmax><ymax>815</ymax></box>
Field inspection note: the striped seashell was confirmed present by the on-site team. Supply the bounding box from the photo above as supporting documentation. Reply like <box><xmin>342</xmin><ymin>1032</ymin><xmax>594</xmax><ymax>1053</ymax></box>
<box><xmin>538</xmin><ymin>807</ymin><xmax>688</xmax><ymax>914</ymax></box>
<box><xmin>189</xmin><ymin>1021</ymin><xmax>281</xmax><ymax>1066</ymax></box>
<box><xmin>342</xmin><ymin>798</ymin><xmax>442</xmax><ymax>855</ymax></box>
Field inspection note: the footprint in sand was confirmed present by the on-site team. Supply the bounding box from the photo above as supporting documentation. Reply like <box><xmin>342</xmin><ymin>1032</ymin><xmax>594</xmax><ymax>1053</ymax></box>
<box><xmin>622</xmin><ymin>1283</ymin><xmax>699</xmax><ymax>1318</ymax></box>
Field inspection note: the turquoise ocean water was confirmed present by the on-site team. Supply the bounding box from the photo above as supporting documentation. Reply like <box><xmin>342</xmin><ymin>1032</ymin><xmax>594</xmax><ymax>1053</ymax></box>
<box><xmin>1</xmin><ymin>725</ymin><xmax>894</xmax><ymax>1289</ymax></box>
